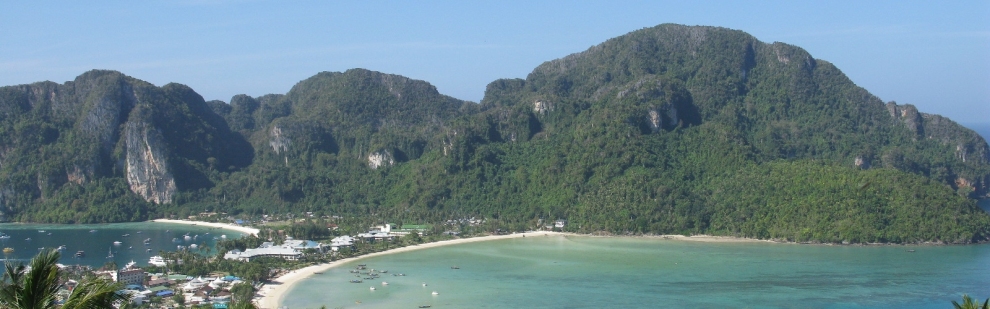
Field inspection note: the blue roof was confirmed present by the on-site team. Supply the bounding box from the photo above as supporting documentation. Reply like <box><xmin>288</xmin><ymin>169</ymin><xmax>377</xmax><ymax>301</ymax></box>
<box><xmin>235</xmin><ymin>220</ymin><xmax>244</xmax><ymax>224</ymax></box>
<box><xmin>125</xmin><ymin>284</ymin><xmax>143</xmax><ymax>290</ymax></box>
<box><xmin>156</xmin><ymin>290</ymin><xmax>174</xmax><ymax>297</ymax></box>
<box><xmin>213</xmin><ymin>303</ymin><xmax>229</xmax><ymax>309</ymax></box>
<box><xmin>223</xmin><ymin>275</ymin><xmax>239</xmax><ymax>281</ymax></box>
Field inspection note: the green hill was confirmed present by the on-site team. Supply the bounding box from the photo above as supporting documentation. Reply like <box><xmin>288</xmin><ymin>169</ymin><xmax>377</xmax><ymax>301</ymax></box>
<box><xmin>0</xmin><ymin>24</ymin><xmax>987</xmax><ymax>243</ymax></box>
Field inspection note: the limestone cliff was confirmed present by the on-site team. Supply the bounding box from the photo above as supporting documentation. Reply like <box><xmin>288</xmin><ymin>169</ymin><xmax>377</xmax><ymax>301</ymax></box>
<box><xmin>124</xmin><ymin>119</ymin><xmax>175</xmax><ymax>204</ymax></box>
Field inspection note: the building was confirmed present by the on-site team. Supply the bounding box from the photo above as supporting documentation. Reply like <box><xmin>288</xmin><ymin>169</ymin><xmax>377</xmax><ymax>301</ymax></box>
<box><xmin>115</xmin><ymin>268</ymin><xmax>146</xmax><ymax>286</ymax></box>
<box><xmin>223</xmin><ymin>238</ymin><xmax>325</xmax><ymax>261</ymax></box>
<box><xmin>330</xmin><ymin>235</ymin><xmax>355</xmax><ymax>251</ymax></box>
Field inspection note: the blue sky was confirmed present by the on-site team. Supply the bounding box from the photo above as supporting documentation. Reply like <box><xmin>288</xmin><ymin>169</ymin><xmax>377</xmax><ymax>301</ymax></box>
<box><xmin>2</xmin><ymin>1</ymin><xmax>988</xmax><ymax>124</ymax></box>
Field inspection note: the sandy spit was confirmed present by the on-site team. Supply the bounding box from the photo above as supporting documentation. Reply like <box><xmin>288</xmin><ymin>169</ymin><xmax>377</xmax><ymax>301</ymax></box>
<box><xmin>150</xmin><ymin>219</ymin><xmax>260</xmax><ymax>236</ymax></box>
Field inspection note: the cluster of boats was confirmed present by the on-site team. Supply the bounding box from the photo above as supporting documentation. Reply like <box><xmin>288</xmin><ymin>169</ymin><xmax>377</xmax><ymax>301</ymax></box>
<box><xmin>346</xmin><ymin>263</ymin><xmax>438</xmax><ymax>304</ymax></box>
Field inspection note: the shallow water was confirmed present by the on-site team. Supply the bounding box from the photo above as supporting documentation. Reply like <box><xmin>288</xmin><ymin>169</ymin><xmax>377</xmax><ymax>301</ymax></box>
<box><xmin>0</xmin><ymin>222</ymin><xmax>245</xmax><ymax>268</ymax></box>
<box><xmin>282</xmin><ymin>235</ymin><xmax>990</xmax><ymax>309</ymax></box>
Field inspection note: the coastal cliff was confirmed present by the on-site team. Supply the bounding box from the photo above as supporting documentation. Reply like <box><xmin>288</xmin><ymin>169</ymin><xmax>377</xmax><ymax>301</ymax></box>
<box><xmin>0</xmin><ymin>24</ymin><xmax>988</xmax><ymax>243</ymax></box>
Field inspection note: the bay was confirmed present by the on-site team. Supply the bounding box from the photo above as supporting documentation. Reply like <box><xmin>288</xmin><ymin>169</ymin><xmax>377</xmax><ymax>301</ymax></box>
<box><xmin>0</xmin><ymin>222</ymin><xmax>246</xmax><ymax>268</ymax></box>
<box><xmin>282</xmin><ymin>235</ymin><xmax>990</xmax><ymax>309</ymax></box>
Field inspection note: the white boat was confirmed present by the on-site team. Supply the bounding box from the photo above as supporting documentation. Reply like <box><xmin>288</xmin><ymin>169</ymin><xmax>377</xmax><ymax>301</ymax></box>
<box><xmin>432</xmin><ymin>291</ymin><xmax>439</xmax><ymax>295</ymax></box>
<box><xmin>0</xmin><ymin>233</ymin><xmax>10</xmax><ymax>240</ymax></box>
<box><xmin>382</xmin><ymin>282</ymin><xmax>388</xmax><ymax>285</ymax></box>
<box><xmin>370</xmin><ymin>287</ymin><xmax>376</xmax><ymax>291</ymax></box>
<box><xmin>220</xmin><ymin>235</ymin><xmax>227</xmax><ymax>239</ymax></box>
<box><xmin>106</xmin><ymin>247</ymin><xmax>113</xmax><ymax>258</ymax></box>
<box><xmin>124</xmin><ymin>260</ymin><xmax>137</xmax><ymax>269</ymax></box>
<box><xmin>189</xmin><ymin>244</ymin><xmax>199</xmax><ymax>249</ymax></box>
<box><xmin>113</xmin><ymin>241</ymin><xmax>122</xmax><ymax>245</ymax></box>
<box><xmin>148</xmin><ymin>256</ymin><xmax>167</xmax><ymax>267</ymax></box>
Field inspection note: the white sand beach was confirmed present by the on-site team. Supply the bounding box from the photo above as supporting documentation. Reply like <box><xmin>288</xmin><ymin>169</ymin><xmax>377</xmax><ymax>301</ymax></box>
<box><xmin>256</xmin><ymin>231</ymin><xmax>573</xmax><ymax>309</ymax></box>
<box><xmin>150</xmin><ymin>219</ymin><xmax>259</xmax><ymax>236</ymax></box>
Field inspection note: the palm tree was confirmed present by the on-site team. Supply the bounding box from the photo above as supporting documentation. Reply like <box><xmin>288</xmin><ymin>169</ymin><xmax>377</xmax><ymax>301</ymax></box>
<box><xmin>953</xmin><ymin>294</ymin><xmax>990</xmax><ymax>309</ymax></box>
<box><xmin>0</xmin><ymin>249</ymin><xmax>129</xmax><ymax>309</ymax></box>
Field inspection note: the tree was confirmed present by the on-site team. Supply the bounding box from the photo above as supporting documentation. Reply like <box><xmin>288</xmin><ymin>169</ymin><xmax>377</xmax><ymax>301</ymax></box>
<box><xmin>953</xmin><ymin>295</ymin><xmax>990</xmax><ymax>309</ymax></box>
<box><xmin>0</xmin><ymin>249</ymin><xmax>129</xmax><ymax>309</ymax></box>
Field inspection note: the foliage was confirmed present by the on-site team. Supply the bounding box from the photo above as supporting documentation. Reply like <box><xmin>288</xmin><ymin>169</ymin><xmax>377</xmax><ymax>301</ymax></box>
<box><xmin>0</xmin><ymin>249</ymin><xmax>129</xmax><ymax>309</ymax></box>
<box><xmin>0</xmin><ymin>25</ymin><xmax>988</xmax><ymax>244</ymax></box>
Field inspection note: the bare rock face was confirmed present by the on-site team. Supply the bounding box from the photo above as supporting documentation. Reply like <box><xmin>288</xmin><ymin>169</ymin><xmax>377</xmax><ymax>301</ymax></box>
<box><xmin>854</xmin><ymin>156</ymin><xmax>870</xmax><ymax>169</ymax></box>
<box><xmin>269</xmin><ymin>125</ymin><xmax>291</xmax><ymax>154</ymax></box>
<box><xmin>885</xmin><ymin>101</ymin><xmax>923</xmax><ymax>139</ymax></box>
<box><xmin>533</xmin><ymin>100</ymin><xmax>553</xmax><ymax>114</ymax></box>
<box><xmin>368</xmin><ymin>150</ymin><xmax>394</xmax><ymax>169</ymax></box>
<box><xmin>124</xmin><ymin>121</ymin><xmax>175</xmax><ymax>204</ymax></box>
<box><xmin>648</xmin><ymin>109</ymin><xmax>662</xmax><ymax>133</ymax></box>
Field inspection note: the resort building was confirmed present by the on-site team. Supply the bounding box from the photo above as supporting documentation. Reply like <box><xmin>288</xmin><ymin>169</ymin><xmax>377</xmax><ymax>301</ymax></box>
<box><xmin>330</xmin><ymin>235</ymin><xmax>355</xmax><ymax>251</ymax></box>
<box><xmin>223</xmin><ymin>238</ymin><xmax>325</xmax><ymax>261</ymax></box>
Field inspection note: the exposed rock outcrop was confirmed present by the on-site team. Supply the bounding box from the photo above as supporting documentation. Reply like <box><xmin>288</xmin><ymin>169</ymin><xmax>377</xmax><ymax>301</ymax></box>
<box><xmin>368</xmin><ymin>150</ymin><xmax>394</xmax><ymax>169</ymax></box>
<box><xmin>269</xmin><ymin>125</ymin><xmax>291</xmax><ymax>154</ymax></box>
<box><xmin>124</xmin><ymin>120</ymin><xmax>175</xmax><ymax>204</ymax></box>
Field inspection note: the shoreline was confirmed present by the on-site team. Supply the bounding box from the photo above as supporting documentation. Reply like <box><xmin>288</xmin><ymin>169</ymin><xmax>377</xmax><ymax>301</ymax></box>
<box><xmin>149</xmin><ymin>219</ymin><xmax>259</xmax><ymax>236</ymax></box>
<box><xmin>256</xmin><ymin>231</ymin><xmax>576</xmax><ymax>308</ymax></box>
<box><xmin>254</xmin><ymin>231</ymin><xmax>770</xmax><ymax>308</ymax></box>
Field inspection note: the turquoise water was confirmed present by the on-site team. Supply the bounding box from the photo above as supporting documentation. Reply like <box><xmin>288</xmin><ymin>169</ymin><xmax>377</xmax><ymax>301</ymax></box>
<box><xmin>282</xmin><ymin>235</ymin><xmax>990</xmax><ymax>309</ymax></box>
<box><xmin>0</xmin><ymin>222</ymin><xmax>245</xmax><ymax>268</ymax></box>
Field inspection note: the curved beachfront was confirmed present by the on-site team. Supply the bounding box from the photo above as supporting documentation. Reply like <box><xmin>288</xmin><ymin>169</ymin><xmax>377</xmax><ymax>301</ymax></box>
<box><xmin>256</xmin><ymin>231</ymin><xmax>575</xmax><ymax>308</ymax></box>
<box><xmin>150</xmin><ymin>219</ymin><xmax>259</xmax><ymax>236</ymax></box>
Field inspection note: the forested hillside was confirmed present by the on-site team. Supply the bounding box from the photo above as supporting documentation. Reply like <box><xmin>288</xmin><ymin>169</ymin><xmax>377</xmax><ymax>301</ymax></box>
<box><xmin>0</xmin><ymin>24</ymin><xmax>988</xmax><ymax>244</ymax></box>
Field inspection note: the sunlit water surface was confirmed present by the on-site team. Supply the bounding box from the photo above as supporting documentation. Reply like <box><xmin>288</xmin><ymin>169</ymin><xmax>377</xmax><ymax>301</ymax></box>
<box><xmin>283</xmin><ymin>222</ymin><xmax>990</xmax><ymax>308</ymax></box>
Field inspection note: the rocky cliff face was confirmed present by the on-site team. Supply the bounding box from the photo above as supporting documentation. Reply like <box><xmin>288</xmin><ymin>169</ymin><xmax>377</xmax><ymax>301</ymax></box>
<box><xmin>124</xmin><ymin>120</ymin><xmax>175</xmax><ymax>204</ymax></box>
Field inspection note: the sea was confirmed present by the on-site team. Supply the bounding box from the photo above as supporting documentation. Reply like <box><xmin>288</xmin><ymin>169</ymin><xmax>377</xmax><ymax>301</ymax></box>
<box><xmin>0</xmin><ymin>222</ymin><xmax>246</xmax><ymax>268</ymax></box>
<box><xmin>282</xmin><ymin>199</ymin><xmax>990</xmax><ymax>309</ymax></box>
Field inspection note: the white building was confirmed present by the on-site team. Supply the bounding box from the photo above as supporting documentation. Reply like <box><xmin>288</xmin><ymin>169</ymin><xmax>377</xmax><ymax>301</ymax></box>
<box><xmin>223</xmin><ymin>239</ymin><xmax>325</xmax><ymax>261</ymax></box>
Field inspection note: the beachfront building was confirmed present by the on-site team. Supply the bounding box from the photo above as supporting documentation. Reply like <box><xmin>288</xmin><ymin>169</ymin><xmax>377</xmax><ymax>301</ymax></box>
<box><xmin>223</xmin><ymin>238</ymin><xmax>325</xmax><ymax>261</ymax></box>
<box><xmin>330</xmin><ymin>235</ymin><xmax>355</xmax><ymax>251</ymax></box>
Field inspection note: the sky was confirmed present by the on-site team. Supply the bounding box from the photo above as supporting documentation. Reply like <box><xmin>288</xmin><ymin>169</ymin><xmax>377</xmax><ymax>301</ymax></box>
<box><xmin>1</xmin><ymin>1</ymin><xmax>988</xmax><ymax>124</ymax></box>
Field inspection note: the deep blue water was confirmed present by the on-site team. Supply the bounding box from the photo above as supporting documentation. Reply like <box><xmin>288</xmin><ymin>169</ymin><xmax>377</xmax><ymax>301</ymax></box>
<box><xmin>0</xmin><ymin>222</ymin><xmax>245</xmax><ymax>268</ymax></box>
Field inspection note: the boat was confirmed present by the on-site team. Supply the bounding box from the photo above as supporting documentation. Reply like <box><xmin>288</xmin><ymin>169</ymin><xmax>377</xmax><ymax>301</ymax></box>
<box><xmin>144</xmin><ymin>238</ymin><xmax>151</xmax><ymax>243</ymax></box>
<box><xmin>25</xmin><ymin>238</ymin><xmax>31</xmax><ymax>241</ymax></box>
<box><xmin>450</xmin><ymin>266</ymin><xmax>459</xmax><ymax>269</ymax></box>
<box><xmin>106</xmin><ymin>247</ymin><xmax>113</xmax><ymax>258</ymax></box>
<box><xmin>124</xmin><ymin>260</ymin><xmax>137</xmax><ymax>269</ymax></box>
<box><xmin>57</xmin><ymin>245</ymin><xmax>66</xmax><ymax>251</ymax></box>
<box><xmin>122</xmin><ymin>234</ymin><xmax>130</xmax><ymax>237</ymax></box>
<box><xmin>128</xmin><ymin>246</ymin><xmax>132</xmax><ymax>249</ymax></box>
<box><xmin>46</xmin><ymin>233</ymin><xmax>51</xmax><ymax>236</ymax></box>
<box><xmin>75</xmin><ymin>251</ymin><xmax>85</xmax><ymax>257</ymax></box>
<box><xmin>422</xmin><ymin>283</ymin><xmax>427</xmax><ymax>287</ymax></box>
<box><xmin>0</xmin><ymin>233</ymin><xmax>10</xmax><ymax>240</ymax></box>
<box><xmin>89</xmin><ymin>230</ymin><xmax>96</xmax><ymax>233</ymax></box>
<box><xmin>369</xmin><ymin>287</ymin><xmax>376</xmax><ymax>291</ymax></box>
<box><xmin>220</xmin><ymin>235</ymin><xmax>227</xmax><ymax>239</ymax></box>
<box><xmin>907</xmin><ymin>249</ymin><xmax>916</xmax><ymax>252</ymax></box>
<box><xmin>136</xmin><ymin>231</ymin><xmax>142</xmax><ymax>234</ymax></box>
<box><xmin>146</xmin><ymin>248</ymin><xmax>151</xmax><ymax>252</ymax></box>
<box><xmin>314</xmin><ymin>272</ymin><xmax>324</xmax><ymax>274</ymax></box>
<box><xmin>349</xmin><ymin>279</ymin><xmax>363</xmax><ymax>283</ymax></box>
<box><xmin>419</xmin><ymin>306</ymin><xmax>432</xmax><ymax>308</ymax></box>
<box><xmin>381</xmin><ymin>281</ymin><xmax>388</xmax><ymax>285</ymax></box>
<box><xmin>432</xmin><ymin>291</ymin><xmax>439</xmax><ymax>295</ymax></box>
<box><xmin>3</xmin><ymin>248</ymin><xmax>13</xmax><ymax>254</ymax></box>
<box><xmin>38</xmin><ymin>230</ymin><xmax>45</xmax><ymax>233</ymax></box>
<box><xmin>113</xmin><ymin>241</ymin><xmax>122</xmax><ymax>245</ymax></box>
<box><xmin>148</xmin><ymin>256</ymin><xmax>167</xmax><ymax>267</ymax></box>
<box><xmin>189</xmin><ymin>244</ymin><xmax>198</xmax><ymax>249</ymax></box>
